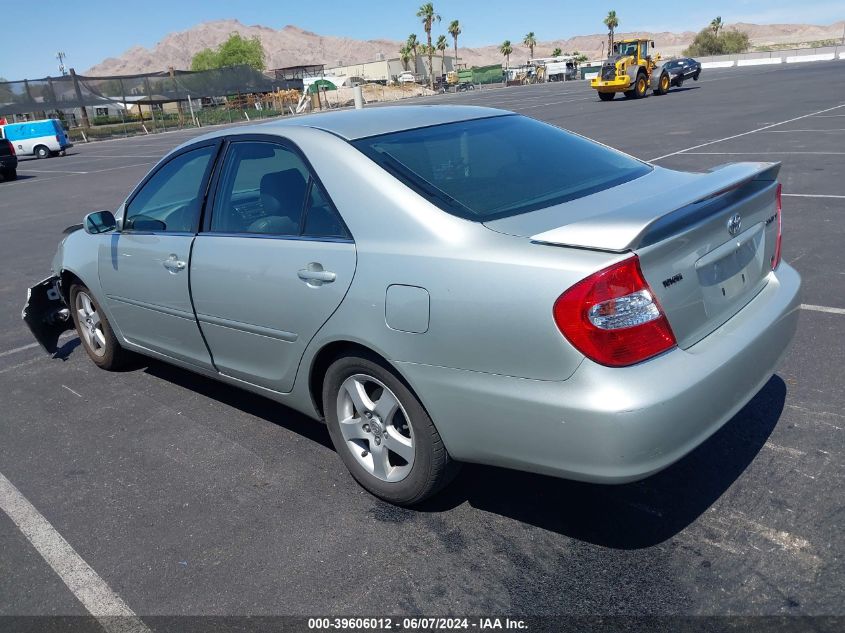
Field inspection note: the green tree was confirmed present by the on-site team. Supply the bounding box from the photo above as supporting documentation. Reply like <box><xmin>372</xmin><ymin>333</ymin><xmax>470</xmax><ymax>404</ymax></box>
<box><xmin>436</xmin><ymin>34</ymin><xmax>449</xmax><ymax>76</ymax></box>
<box><xmin>190</xmin><ymin>48</ymin><xmax>219</xmax><ymax>71</ymax></box>
<box><xmin>417</xmin><ymin>3</ymin><xmax>441</xmax><ymax>88</ymax></box>
<box><xmin>604</xmin><ymin>10</ymin><xmax>619</xmax><ymax>55</ymax></box>
<box><xmin>500</xmin><ymin>40</ymin><xmax>513</xmax><ymax>69</ymax></box>
<box><xmin>399</xmin><ymin>44</ymin><xmax>412</xmax><ymax>71</ymax></box>
<box><xmin>710</xmin><ymin>16</ymin><xmax>723</xmax><ymax>36</ymax></box>
<box><xmin>190</xmin><ymin>33</ymin><xmax>265</xmax><ymax>72</ymax></box>
<box><xmin>407</xmin><ymin>34</ymin><xmax>419</xmax><ymax>75</ymax></box>
<box><xmin>551</xmin><ymin>47</ymin><xmax>562</xmax><ymax>57</ymax></box>
<box><xmin>448</xmin><ymin>20</ymin><xmax>462</xmax><ymax>67</ymax></box>
<box><xmin>523</xmin><ymin>32</ymin><xmax>537</xmax><ymax>59</ymax></box>
<box><xmin>684</xmin><ymin>27</ymin><xmax>749</xmax><ymax>56</ymax></box>
<box><xmin>573</xmin><ymin>50</ymin><xmax>588</xmax><ymax>63</ymax></box>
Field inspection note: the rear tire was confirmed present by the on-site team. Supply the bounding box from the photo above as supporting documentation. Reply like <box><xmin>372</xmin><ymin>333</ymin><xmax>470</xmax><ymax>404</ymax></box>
<box><xmin>598</xmin><ymin>91</ymin><xmax>615</xmax><ymax>101</ymax></box>
<box><xmin>35</xmin><ymin>145</ymin><xmax>50</xmax><ymax>159</ymax></box>
<box><xmin>323</xmin><ymin>353</ymin><xmax>459</xmax><ymax>505</ymax></box>
<box><xmin>1</xmin><ymin>169</ymin><xmax>15</xmax><ymax>181</ymax></box>
<box><xmin>655</xmin><ymin>71</ymin><xmax>670</xmax><ymax>95</ymax></box>
<box><xmin>69</xmin><ymin>284</ymin><xmax>130</xmax><ymax>370</ymax></box>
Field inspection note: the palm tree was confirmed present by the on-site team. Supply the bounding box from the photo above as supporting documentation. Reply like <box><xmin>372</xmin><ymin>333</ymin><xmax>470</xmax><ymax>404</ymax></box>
<box><xmin>604</xmin><ymin>10</ymin><xmax>619</xmax><ymax>55</ymax></box>
<box><xmin>399</xmin><ymin>44</ymin><xmax>412</xmax><ymax>71</ymax></box>
<box><xmin>523</xmin><ymin>32</ymin><xmax>537</xmax><ymax>60</ymax></box>
<box><xmin>417</xmin><ymin>3</ymin><xmax>441</xmax><ymax>88</ymax></box>
<box><xmin>436</xmin><ymin>34</ymin><xmax>448</xmax><ymax>77</ymax></box>
<box><xmin>710</xmin><ymin>16</ymin><xmax>723</xmax><ymax>36</ymax></box>
<box><xmin>551</xmin><ymin>47</ymin><xmax>562</xmax><ymax>57</ymax></box>
<box><xmin>448</xmin><ymin>20</ymin><xmax>462</xmax><ymax>67</ymax></box>
<box><xmin>407</xmin><ymin>34</ymin><xmax>419</xmax><ymax>75</ymax></box>
<box><xmin>500</xmin><ymin>40</ymin><xmax>513</xmax><ymax>70</ymax></box>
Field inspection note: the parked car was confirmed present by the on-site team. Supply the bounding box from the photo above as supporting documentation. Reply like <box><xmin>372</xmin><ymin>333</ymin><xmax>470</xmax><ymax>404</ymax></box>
<box><xmin>0</xmin><ymin>119</ymin><xmax>73</xmax><ymax>159</ymax></box>
<box><xmin>397</xmin><ymin>72</ymin><xmax>417</xmax><ymax>84</ymax></box>
<box><xmin>23</xmin><ymin>106</ymin><xmax>800</xmax><ymax>505</ymax></box>
<box><xmin>0</xmin><ymin>139</ymin><xmax>17</xmax><ymax>181</ymax></box>
<box><xmin>661</xmin><ymin>57</ymin><xmax>702</xmax><ymax>86</ymax></box>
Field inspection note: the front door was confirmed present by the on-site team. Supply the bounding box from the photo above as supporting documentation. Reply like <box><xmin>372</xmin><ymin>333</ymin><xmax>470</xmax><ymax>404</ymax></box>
<box><xmin>189</xmin><ymin>139</ymin><xmax>356</xmax><ymax>392</ymax></box>
<box><xmin>99</xmin><ymin>143</ymin><xmax>218</xmax><ymax>368</ymax></box>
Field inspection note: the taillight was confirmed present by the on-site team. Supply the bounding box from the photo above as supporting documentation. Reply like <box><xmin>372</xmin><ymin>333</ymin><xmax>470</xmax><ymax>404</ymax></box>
<box><xmin>553</xmin><ymin>255</ymin><xmax>677</xmax><ymax>367</ymax></box>
<box><xmin>56</xmin><ymin>134</ymin><xmax>61</xmax><ymax>143</ymax></box>
<box><xmin>7</xmin><ymin>141</ymin><xmax>14</xmax><ymax>156</ymax></box>
<box><xmin>771</xmin><ymin>183</ymin><xmax>782</xmax><ymax>270</ymax></box>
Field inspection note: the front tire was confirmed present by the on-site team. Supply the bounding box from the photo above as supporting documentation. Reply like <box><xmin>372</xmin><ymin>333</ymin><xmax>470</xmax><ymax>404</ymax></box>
<box><xmin>35</xmin><ymin>145</ymin><xmax>50</xmax><ymax>159</ymax></box>
<box><xmin>634</xmin><ymin>72</ymin><xmax>648</xmax><ymax>98</ymax></box>
<box><xmin>323</xmin><ymin>354</ymin><xmax>459</xmax><ymax>505</ymax></box>
<box><xmin>598</xmin><ymin>91</ymin><xmax>615</xmax><ymax>101</ymax></box>
<box><xmin>69</xmin><ymin>284</ymin><xmax>130</xmax><ymax>370</ymax></box>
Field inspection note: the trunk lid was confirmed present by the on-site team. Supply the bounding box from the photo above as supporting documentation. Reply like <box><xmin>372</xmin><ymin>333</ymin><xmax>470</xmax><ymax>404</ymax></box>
<box><xmin>484</xmin><ymin>162</ymin><xmax>782</xmax><ymax>348</ymax></box>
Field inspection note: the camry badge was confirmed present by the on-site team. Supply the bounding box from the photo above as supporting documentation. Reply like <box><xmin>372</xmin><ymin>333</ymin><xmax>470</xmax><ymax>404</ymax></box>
<box><xmin>727</xmin><ymin>213</ymin><xmax>742</xmax><ymax>236</ymax></box>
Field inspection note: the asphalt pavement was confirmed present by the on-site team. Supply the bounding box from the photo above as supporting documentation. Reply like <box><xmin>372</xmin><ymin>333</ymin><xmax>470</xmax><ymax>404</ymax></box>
<box><xmin>0</xmin><ymin>62</ymin><xmax>842</xmax><ymax>626</ymax></box>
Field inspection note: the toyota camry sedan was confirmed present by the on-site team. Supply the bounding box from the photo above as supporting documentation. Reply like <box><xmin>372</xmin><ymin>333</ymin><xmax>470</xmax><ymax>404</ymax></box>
<box><xmin>23</xmin><ymin>106</ymin><xmax>800</xmax><ymax>505</ymax></box>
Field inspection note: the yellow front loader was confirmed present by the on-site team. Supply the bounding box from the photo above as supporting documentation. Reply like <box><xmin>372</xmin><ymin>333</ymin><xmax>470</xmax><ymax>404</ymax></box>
<box><xmin>591</xmin><ymin>38</ymin><xmax>671</xmax><ymax>101</ymax></box>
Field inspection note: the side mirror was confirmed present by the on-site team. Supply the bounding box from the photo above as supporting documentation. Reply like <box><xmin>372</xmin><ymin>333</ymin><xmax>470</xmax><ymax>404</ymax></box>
<box><xmin>651</xmin><ymin>41</ymin><xmax>655</xmax><ymax>48</ymax></box>
<box><xmin>83</xmin><ymin>210</ymin><xmax>117</xmax><ymax>235</ymax></box>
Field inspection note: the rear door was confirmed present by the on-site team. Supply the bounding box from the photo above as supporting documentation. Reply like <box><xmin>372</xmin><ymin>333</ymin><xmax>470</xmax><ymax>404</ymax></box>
<box><xmin>98</xmin><ymin>141</ymin><xmax>220</xmax><ymax>368</ymax></box>
<box><xmin>190</xmin><ymin>136</ymin><xmax>356</xmax><ymax>392</ymax></box>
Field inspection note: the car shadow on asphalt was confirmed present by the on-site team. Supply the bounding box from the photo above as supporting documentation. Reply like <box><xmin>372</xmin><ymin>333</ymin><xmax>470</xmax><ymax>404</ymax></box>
<box><xmin>141</xmin><ymin>359</ymin><xmax>335</xmax><ymax>450</ymax></box>
<box><xmin>418</xmin><ymin>375</ymin><xmax>786</xmax><ymax>549</ymax></box>
<box><xmin>141</xmin><ymin>356</ymin><xmax>784</xmax><ymax>549</ymax></box>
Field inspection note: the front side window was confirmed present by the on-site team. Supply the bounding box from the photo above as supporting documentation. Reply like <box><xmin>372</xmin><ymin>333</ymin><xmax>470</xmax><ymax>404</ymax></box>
<box><xmin>352</xmin><ymin>115</ymin><xmax>651</xmax><ymax>221</ymax></box>
<box><xmin>210</xmin><ymin>141</ymin><xmax>349</xmax><ymax>238</ymax></box>
<box><xmin>124</xmin><ymin>145</ymin><xmax>214</xmax><ymax>232</ymax></box>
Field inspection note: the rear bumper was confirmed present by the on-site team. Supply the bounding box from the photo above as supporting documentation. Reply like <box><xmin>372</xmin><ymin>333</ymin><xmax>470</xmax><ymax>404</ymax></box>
<box><xmin>398</xmin><ymin>263</ymin><xmax>801</xmax><ymax>483</ymax></box>
<box><xmin>0</xmin><ymin>156</ymin><xmax>17</xmax><ymax>170</ymax></box>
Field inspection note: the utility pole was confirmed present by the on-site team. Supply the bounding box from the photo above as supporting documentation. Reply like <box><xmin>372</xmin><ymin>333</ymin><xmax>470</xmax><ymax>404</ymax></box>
<box><xmin>56</xmin><ymin>52</ymin><xmax>68</xmax><ymax>76</ymax></box>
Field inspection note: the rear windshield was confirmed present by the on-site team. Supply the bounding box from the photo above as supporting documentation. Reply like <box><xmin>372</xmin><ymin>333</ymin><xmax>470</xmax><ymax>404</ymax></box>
<box><xmin>352</xmin><ymin>115</ymin><xmax>651</xmax><ymax>221</ymax></box>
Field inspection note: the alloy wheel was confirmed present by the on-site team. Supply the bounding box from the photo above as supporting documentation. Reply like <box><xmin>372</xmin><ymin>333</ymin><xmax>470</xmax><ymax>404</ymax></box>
<box><xmin>75</xmin><ymin>291</ymin><xmax>106</xmax><ymax>357</ymax></box>
<box><xmin>336</xmin><ymin>374</ymin><xmax>415</xmax><ymax>482</ymax></box>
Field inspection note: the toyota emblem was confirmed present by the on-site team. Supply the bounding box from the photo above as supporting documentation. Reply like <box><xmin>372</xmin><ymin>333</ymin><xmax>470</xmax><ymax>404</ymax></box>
<box><xmin>727</xmin><ymin>213</ymin><xmax>742</xmax><ymax>236</ymax></box>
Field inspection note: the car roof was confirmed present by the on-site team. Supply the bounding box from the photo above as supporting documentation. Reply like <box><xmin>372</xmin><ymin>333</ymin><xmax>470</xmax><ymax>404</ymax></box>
<box><xmin>187</xmin><ymin>105</ymin><xmax>511</xmax><ymax>145</ymax></box>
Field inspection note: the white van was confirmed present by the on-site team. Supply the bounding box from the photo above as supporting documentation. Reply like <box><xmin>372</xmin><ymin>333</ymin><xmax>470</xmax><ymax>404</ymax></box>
<box><xmin>0</xmin><ymin>119</ymin><xmax>73</xmax><ymax>158</ymax></box>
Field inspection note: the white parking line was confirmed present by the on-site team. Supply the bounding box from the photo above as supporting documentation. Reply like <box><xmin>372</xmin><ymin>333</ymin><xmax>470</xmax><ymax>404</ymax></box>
<box><xmin>0</xmin><ymin>342</ymin><xmax>40</xmax><ymax>358</ymax></box>
<box><xmin>765</xmin><ymin>129</ymin><xmax>845</xmax><ymax>133</ymax></box>
<box><xmin>3</xmin><ymin>162</ymin><xmax>154</xmax><ymax>187</ymax></box>
<box><xmin>682</xmin><ymin>151</ymin><xmax>845</xmax><ymax>155</ymax></box>
<box><xmin>0</xmin><ymin>472</ymin><xmax>151</xmax><ymax>633</ymax></box>
<box><xmin>17</xmin><ymin>168</ymin><xmax>89</xmax><ymax>174</ymax></box>
<box><xmin>783</xmin><ymin>194</ymin><xmax>845</xmax><ymax>199</ymax></box>
<box><xmin>649</xmin><ymin>103</ymin><xmax>845</xmax><ymax>161</ymax></box>
<box><xmin>801</xmin><ymin>304</ymin><xmax>845</xmax><ymax>315</ymax></box>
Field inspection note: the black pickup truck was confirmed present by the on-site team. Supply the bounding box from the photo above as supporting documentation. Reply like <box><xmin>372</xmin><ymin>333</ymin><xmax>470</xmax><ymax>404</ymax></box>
<box><xmin>0</xmin><ymin>139</ymin><xmax>17</xmax><ymax>181</ymax></box>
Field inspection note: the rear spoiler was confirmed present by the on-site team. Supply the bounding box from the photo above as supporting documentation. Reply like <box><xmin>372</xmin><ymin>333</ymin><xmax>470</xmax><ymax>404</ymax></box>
<box><xmin>530</xmin><ymin>162</ymin><xmax>781</xmax><ymax>252</ymax></box>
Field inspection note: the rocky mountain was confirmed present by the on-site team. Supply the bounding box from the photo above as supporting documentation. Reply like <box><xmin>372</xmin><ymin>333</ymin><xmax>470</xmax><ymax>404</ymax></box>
<box><xmin>85</xmin><ymin>19</ymin><xmax>845</xmax><ymax>75</ymax></box>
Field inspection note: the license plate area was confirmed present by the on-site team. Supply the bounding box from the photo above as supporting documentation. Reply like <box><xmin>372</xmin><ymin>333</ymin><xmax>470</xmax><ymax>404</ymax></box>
<box><xmin>696</xmin><ymin>222</ymin><xmax>766</xmax><ymax>317</ymax></box>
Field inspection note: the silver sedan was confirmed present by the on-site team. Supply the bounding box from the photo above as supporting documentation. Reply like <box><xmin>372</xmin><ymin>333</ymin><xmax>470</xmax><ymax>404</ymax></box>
<box><xmin>23</xmin><ymin>106</ymin><xmax>801</xmax><ymax>504</ymax></box>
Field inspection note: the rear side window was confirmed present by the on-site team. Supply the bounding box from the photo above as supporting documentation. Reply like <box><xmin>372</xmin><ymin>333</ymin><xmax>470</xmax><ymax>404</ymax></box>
<box><xmin>210</xmin><ymin>140</ymin><xmax>350</xmax><ymax>239</ymax></box>
<box><xmin>352</xmin><ymin>115</ymin><xmax>651</xmax><ymax>221</ymax></box>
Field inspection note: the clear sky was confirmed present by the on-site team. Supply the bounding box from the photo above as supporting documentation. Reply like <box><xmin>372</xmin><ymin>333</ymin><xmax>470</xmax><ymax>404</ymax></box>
<box><xmin>2</xmin><ymin>0</ymin><xmax>842</xmax><ymax>79</ymax></box>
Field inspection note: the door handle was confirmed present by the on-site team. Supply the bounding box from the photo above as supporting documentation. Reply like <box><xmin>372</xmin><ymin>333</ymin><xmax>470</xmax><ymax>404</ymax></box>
<box><xmin>297</xmin><ymin>269</ymin><xmax>336</xmax><ymax>282</ymax></box>
<box><xmin>163</xmin><ymin>254</ymin><xmax>186</xmax><ymax>272</ymax></box>
<box><xmin>298</xmin><ymin>263</ymin><xmax>336</xmax><ymax>286</ymax></box>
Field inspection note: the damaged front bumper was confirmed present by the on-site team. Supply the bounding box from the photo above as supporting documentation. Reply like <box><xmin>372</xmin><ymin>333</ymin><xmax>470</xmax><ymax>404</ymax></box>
<box><xmin>22</xmin><ymin>276</ymin><xmax>74</xmax><ymax>353</ymax></box>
